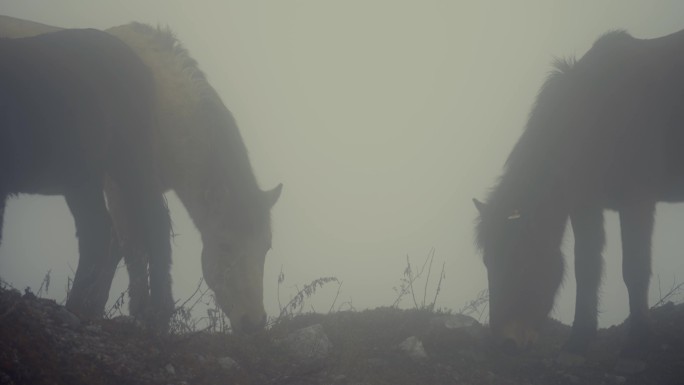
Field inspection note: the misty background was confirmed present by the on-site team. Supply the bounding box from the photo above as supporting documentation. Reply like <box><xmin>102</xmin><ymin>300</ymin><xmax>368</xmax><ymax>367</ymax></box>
<box><xmin>1</xmin><ymin>1</ymin><xmax>684</xmax><ymax>328</ymax></box>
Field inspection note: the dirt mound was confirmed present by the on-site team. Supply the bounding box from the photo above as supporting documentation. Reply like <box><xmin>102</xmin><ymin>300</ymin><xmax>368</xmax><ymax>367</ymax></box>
<box><xmin>1</xmin><ymin>287</ymin><xmax>683</xmax><ymax>385</ymax></box>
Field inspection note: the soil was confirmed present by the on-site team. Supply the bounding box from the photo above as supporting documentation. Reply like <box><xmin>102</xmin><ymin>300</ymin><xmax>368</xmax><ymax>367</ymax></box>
<box><xmin>1</xmin><ymin>287</ymin><xmax>683</xmax><ymax>385</ymax></box>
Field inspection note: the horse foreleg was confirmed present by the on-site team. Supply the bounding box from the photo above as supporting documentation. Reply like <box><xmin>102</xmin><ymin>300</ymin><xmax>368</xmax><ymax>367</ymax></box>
<box><xmin>104</xmin><ymin>176</ymin><xmax>149</xmax><ymax>319</ymax></box>
<box><xmin>0</xmin><ymin>194</ymin><xmax>6</xmax><ymax>245</ymax></box>
<box><xmin>143</xmin><ymin>192</ymin><xmax>174</xmax><ymax>330</ymax></box>
<box><xmin>565</xmin><ymin>208</ymin><xmax>605</xmax><ymax>354</ymax></box>
<box><xmin>619</xmin><ymin>201</ymin><xmax>655</xmax><ymax>352</ymax></box>
<box><xmin>109</xmin><ymin>154</ymin><xmax>173</xmax><ymax>331</ymax></box>
<box><xmin>64</xmin><ymin>180</ymin><xmax>121</xmax><ymax>318</ymax></box>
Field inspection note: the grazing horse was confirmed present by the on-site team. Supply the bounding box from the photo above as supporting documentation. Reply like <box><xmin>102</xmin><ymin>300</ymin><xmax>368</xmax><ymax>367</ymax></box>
<box><xmin>0</xmin><ymin>28</ymin><xmax>173</xmax><ymax>327</ymax></box>
<box><xmin>474</xmin><ymin>28</ymin><xmax>684</xmax><ymax>354</ymax></box>
<box><xmin>0</xmin><ymin>16</ymin><xmax>282</xmax><ymax>334</ymax></box>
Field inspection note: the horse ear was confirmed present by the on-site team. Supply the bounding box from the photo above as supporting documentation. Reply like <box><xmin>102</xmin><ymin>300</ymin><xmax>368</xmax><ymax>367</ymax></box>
<box><xmin>472</xmin><ymin>198</ymin><xmax>487</xmax><ymax>215</ymax></box>
<box><xmin>264</xmin><ymin>183</ymin><xmax>283</xmax><ymax>208</ymax></box>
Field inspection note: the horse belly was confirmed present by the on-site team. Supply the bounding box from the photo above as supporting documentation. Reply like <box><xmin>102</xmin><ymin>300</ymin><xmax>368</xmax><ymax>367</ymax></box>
<box><xmin>0</xmin><ymin>88</ymin><xmax>108</xmax><ymax>195</ymax></box>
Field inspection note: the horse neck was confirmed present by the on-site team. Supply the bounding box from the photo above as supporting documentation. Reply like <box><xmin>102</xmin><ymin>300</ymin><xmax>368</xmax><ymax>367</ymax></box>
<box><xmin>174</xmin><ymin>98</ymin><xmax>264</xmax><ymax>234</ymax></box>
<box><xmin>210</xmin><ymin>98</ymin><xmax>261</xmax><ymax>194</ymax></box>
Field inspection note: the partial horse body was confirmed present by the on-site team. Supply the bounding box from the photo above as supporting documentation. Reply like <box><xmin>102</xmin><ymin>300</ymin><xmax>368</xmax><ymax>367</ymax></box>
<box><xmin>475</xmin><ymin>29</ymin><xmax>684</xmax><ymax>353</ymax></box>
<box><xmin>0</xmin><ymin>28</ymin><xmax>173</xmax><ymax>327</ymax></box>
<box><xmin>0</xmin><ymin>15</ymin><xmax>281</xmax><ymax>333</ymax></box>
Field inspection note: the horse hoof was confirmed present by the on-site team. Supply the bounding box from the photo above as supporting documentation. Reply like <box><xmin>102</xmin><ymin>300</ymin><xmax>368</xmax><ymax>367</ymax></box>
<box><xmin>239</xmin><ymin>314</ymin><xmax>267</xmax><ymax>335</ymax></box>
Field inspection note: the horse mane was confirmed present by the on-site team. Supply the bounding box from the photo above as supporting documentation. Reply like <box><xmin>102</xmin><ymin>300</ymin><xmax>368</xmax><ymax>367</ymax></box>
<box><xmin>115</xmin><ymin>23</ymin><xmax>216</xmax><ymax>100</ymax></box>
<box><xmin>591</xmin><ymin>29</ymin><xmax>632</xmax><ymax>49</ymax></box>
<box><xmin>497</xmin><ymin>58</ymin><xmax>577</xmax><ymax>202</ymax></box>
<box><xmin>476</xmin><ymin>30</ymin><xmax>645</xmax><ymax>251</ymax></box>
<box><xmin>504</xmin><ymin>30</ymin><xmax>634</xmax><ymax>172</ymax></box>
<box><xmin>107</xmin><ymin>22</ymin><xmax>267</xmax><ymax>227</ymax></box>
<box><xmin>506</xmin><ymin>57</ymin><xmax>575</xmax><ymax>166</ymax></box>
<box><xmin>475</xmin><ymin>58</ymin><xmax>577</xmax><ymax>250</ymax></box>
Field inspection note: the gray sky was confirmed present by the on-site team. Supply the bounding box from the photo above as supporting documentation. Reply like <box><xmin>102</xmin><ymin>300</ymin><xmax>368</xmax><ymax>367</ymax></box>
<box><xmin>1</xmin><ymin>1</ymin><xmax>684</xmax><ymax>328</ymax></box>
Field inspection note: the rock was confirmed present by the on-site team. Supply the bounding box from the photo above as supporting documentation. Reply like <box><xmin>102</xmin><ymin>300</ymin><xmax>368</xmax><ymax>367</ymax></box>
<box><xmin>605</xmin><ymin>374</ymin><xmax>627</xmax><ymax>384</ymax></box>
<box><xmin>614</xmin><ymin>357</ymin><xmax>647</xmax><ymax>375</ymax></box>
<box><xmin>85</xmin><ymin>324</ymin><xmax>102</xmax><ymax>333</ymax></box>
<box><xmin>217</xmin><ymin>356</ymin><xmax>239</xmax><ymax>371</ymax></box>
<box><xmin>430</xmin><ymin>314</ymin><xmax>484</xmax><ymax>338</ymax></box>
<box><xmin>484</xmin><ymin>371</ymin><xmax>496</xmax><ymax>383</ymax></box>
<box><xmin>164</xmin><ymin>363</ymin><xmax>175</xmax><ymax>376</ymax></box>
<box><xmin>555</xmin><ymin>351</ymin><xmax>587</xmax><ymax>367</ymax></box>
<box><xmin>331</xmin><ymin>374</ymin><xmax>347</xmax><ymax>383</ymax></box>
<box><xmin>281</xmin><ymin>324</ymin><xmax>332</xmax><ymax>365</ymax></box>
<box><xmin>435</xmin><ymin>314</ymin><xmax>479</xmax><ymax>329</ymax></box>
<box><xmin>483</xmin><ymin>371</ymin><xmax>519</xmax><ymax>385</ymax></box>
<box><xmin>110</xmin><ymin>315</ymin><xmax>146</xmax><ymax>329</ymax></box>
<box><xmin>366</xmin><ymin>358</ymin><xmax>390</xmax><ymax>368</ymax></box>
<box><xmin>399</xmin><ymin>336</ymin><xmax>428</xmax><ymax>361</ymax></box>
<box><xmin>458</xmin><ymin>348</ymin><xmax>486</xmax><ymax>363</ymax></box>
<box><xmin>55</xmin><ymin>307</ymin><xmax>81</xmax><ymax>329</ymax></box>
<box><xmin>112</xmin><ymin>315</ymin><xmax>136</xmax><ymax>324</ymax></box>
<box><xmin>563</xmin><ymin>373</ymin><xmax>580</xmax><ymax>384</ymax></box>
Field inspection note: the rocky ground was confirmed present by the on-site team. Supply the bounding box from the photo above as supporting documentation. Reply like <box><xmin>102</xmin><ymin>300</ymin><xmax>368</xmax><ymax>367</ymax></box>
<box><xmin>1</xmin><ymin>286</ymin><xmax>683</xmax><ymax>385</ymax></box>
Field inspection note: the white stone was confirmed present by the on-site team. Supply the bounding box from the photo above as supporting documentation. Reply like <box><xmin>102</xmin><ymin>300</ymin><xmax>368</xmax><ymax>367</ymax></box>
<box><xmin>164</xmin><ymin>363</ymin><xmax>175</xmax><ymax>376</ymax></box>
<box><xmin>217</xmin><ymin>356</ymin><xmax>238</xmax><ymax>370</ymax></box>
<box><xmin>281</xmin><ymin>324</ymin><xmax>332</xmax><ymax>364</ymax></box>
<box><xmin>399</xmin><ymin>336</ymin><xmax>428</xmax><ymax>361</ymax></box>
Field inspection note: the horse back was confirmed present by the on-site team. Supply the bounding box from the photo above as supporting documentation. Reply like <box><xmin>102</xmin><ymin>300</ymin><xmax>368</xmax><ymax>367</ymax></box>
<box><xmin>0</xmin><ymin>29</ymin><xmax>156</xmax><ymax>194</ymax></box>
<box><xmin>554</xmin><ymin>29</ymin><xmax>684</xmax><ymax>205</ymax></box>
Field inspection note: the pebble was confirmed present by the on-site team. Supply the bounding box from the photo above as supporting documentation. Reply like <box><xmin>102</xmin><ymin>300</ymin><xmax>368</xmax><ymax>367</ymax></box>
<box><xmin>164</xmin><ymin>363</ymin><xmax>175</xmax><ymax>376</ymax></box>
<box><xmin>217</xmin><ymin>356</ymin><xmax>238</xmax><ymax>370</ymax></box>
<box><xmin>614</xmin><ymin>358</ymin><xmax>647</xmax><ymax>375</ymax></box>
<box><xmin>399</xmin><ymin>336</ymin><xmax>428</xmax><ymax>361</ymax></box>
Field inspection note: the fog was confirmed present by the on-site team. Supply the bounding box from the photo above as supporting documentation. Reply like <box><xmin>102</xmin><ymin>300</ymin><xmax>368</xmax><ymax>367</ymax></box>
<box><xmin>1</xmin><ymin>1</ymin><xmax>684</xmax><ymax>328</ymax></box>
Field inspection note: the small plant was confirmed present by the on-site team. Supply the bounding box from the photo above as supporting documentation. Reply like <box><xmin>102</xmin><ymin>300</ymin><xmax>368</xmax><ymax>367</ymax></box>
<box><xmin>391</xmin><ymin>248</ymin><xmax>446</xmax><ymax>311</ymax></box>
<box><xmin>458</xmin><ymin>289</ymin><xmax>489</xmax><ymax>322</ymax></box>
<box><xmin>63</xmin><ymin>264</ymin><xmax>75</xmax><ymax>305</ymax></box>
<box><xmin>105</xmin><ymin>290</ymin><xmax>128</xmax><ymax>319</ymax></box>
<box><xmin>652</xmin><ymin>275</ymin><xmax>684</xmax><ymax>309</ymax></box>
<box><xmin>204</xmin><ymin>295</ymin><xmax>230</xmax><ymax>333</ymax></box>
<box><xmin>36</xmin><ymin>270</ymin><xmax>51</xmax><ymax>297</ymax></box>
<box><xmin>0</xmin><ymin>277</ymin><xmax>16</xmax><ymax>291</ymax></box>
<box><xmin>273</xmin><ymin>266</ymin><xmax>341</xmax><ymax>324</ymax></box>
<box><xmin>169</xmin><ymin>278</ymin><xmax>216</xmax><ymax>334</ymax></box>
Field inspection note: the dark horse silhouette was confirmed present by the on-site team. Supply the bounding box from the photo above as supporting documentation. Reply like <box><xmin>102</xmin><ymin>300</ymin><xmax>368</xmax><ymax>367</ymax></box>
<box><xmin>0</xmin><ymin>16</ymin><xmax>283</xmax><ymax>334</ymax></box>
<box><xmin>0</xmin><ymin>29</ymin><xmax>173</xmax><ymax>327</ymax></box>
<box><xmin>475</xmin><ymin>28</ymin><xmax>684</xmax><ymax>354</ymax></box>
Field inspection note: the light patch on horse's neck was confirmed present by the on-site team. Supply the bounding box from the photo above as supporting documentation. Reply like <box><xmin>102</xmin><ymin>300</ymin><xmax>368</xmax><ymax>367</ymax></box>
<box><xmin>107</xmin><ymin>23</ymin><xmax>205</xmax><ymax>121</ymax></box>
<box><xmin>105</xmin><ymin>23</ymin><xmax>265</xmax><ymax>233</ymax></box>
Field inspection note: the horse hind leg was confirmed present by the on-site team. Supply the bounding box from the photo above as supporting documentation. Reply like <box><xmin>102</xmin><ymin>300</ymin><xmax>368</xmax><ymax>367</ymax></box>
<box><xmin>619</xmin><ymin>201</ymin><xmax>656</xmax><ymax>355</ymax></box>
<box><xmin>64</xmin><ymin>179</ymin><xmax>121</xmax><ymax>318</ymax></box>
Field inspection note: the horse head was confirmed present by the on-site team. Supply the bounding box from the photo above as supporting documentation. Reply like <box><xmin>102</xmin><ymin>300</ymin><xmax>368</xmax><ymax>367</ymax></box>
<box><xmin>200</xmin><ymin>183</ymin><xmax>282</xmax><ymax>334</ymax></box>
<box><xmin>474</xmin><ymin>198</ymin><xmax>564</xmax><ymax>350</ymax></box>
